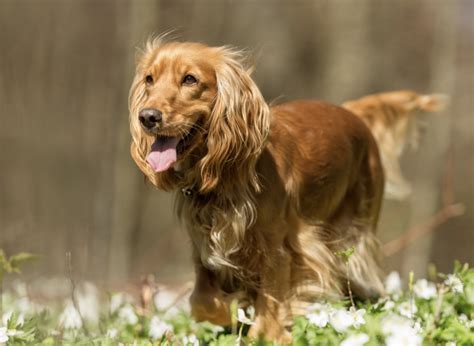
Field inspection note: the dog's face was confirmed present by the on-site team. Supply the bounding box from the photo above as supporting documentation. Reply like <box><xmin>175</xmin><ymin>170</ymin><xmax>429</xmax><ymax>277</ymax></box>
<box><xmin>131</xmin><ymin>42</ymin><xmax>219</xmax><ymax>173</ymax></box>
<box><xmin>129</xmin><ymin>40</ymin><xmax>270</xmax><ymax>193</ymax></box>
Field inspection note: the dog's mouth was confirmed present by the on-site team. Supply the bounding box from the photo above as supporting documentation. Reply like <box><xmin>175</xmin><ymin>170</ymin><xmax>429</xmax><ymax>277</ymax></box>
<box><xmin>146</xmin><ymin>122</ymin><xmax>201</xmax><ymax>173</ymax></box>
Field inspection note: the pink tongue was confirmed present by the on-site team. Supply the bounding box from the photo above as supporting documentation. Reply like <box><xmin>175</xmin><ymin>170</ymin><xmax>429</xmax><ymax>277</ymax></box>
<box><xmin>146</xmin><ymin>137</ymin><xmax>180</xmax><ymax>172</ymax></box>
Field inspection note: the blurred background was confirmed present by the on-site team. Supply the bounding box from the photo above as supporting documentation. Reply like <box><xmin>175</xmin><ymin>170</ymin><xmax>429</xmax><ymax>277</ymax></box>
<box><xmin>0</xmin><ymin>0</ymin><xmax>472</xmax><ymax>288</ymax></box>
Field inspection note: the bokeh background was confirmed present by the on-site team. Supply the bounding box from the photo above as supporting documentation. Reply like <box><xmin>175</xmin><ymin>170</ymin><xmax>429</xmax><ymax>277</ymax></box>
<box><xmin>0</xmin><ymin>0</ymin><xmax>472</xmax><ymax>288</ymax></box>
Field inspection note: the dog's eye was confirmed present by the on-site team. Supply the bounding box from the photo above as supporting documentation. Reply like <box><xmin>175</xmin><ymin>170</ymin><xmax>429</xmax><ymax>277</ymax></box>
<box><xmin>182</xmin><ymin>74</ymin><xmax>197</xmax><ymax>85</ymax></box>
<box><xmin>145</xmin><ymin>75</ymin><xmax>154</xmax><ymax>85</ymax></box>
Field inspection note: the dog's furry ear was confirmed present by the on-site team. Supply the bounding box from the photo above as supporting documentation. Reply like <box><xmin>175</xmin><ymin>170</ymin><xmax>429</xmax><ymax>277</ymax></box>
<box><xmin>198</xmin><ymin>48</ymin><xmax>270</xmax><ymax>194</ymax></box>
<box><xmin>128</xmin><ymin>37</ymin><xmax>177</xmax><ymax>190</ymax></box>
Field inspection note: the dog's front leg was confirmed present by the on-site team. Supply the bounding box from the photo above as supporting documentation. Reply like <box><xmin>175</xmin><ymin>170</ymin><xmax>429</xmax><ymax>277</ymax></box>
<box><xmin>189</xmin><ymin>263</ymin><xmax>234</xmax><ymax>326</ymax></box>
<box><xmin>247</xmin><ymin>247</ymin><xmax>292</xmax><ymax>344</ymax></box>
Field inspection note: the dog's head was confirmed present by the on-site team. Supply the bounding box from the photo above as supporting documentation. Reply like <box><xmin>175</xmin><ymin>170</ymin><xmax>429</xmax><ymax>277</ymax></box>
<box><xmin>129</xmin><ymin>39</ymin><xmax>269</xmax><ymax>193</ymax></box>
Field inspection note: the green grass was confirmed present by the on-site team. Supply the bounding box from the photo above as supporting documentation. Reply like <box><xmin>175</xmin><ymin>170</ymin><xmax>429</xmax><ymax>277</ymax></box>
<box><xmin>1</xmin><ymin>262</ymin><xmax>473</xmax><ymax>345</ymax></box>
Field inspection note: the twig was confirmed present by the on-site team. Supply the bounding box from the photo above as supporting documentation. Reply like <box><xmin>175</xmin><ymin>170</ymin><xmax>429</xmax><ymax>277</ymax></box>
<box><xmin>66</xmin><ymin>251</ymin><xmax>89</xmax><ymax>336</ymax></box>
<box><xmin>162</xmin><ymin>282</ymin><xmax>194</xmax><ymax>313</ymax></box>
<box><xmin>382</xmin><ymin>203</ymin><xmax>465</xmax><ymax>257</ymax></box>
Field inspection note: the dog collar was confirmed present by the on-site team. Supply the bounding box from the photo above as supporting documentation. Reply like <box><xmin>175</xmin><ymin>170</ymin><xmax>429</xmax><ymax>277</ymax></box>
<box><xmin>181</xmin><ymin>186</ymin><xmax>195</xmax><ymax>197</ymax></box>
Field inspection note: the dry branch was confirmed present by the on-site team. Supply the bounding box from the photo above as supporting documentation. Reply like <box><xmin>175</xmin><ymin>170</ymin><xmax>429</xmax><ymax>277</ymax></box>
<box><xmin>382</xmin><ymin>203</ymin><xmax>465</xmax><ymax>257</ymax></box>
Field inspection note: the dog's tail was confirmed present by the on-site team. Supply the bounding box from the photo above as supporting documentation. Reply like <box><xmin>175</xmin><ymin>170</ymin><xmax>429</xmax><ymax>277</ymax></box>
<box><xmin>342</xmin><ymin>90</ymin><xmax>449</xmax><ymax>200</ymax></box>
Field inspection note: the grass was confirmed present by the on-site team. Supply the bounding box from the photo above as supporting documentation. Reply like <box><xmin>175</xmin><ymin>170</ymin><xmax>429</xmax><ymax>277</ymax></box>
<box><xmin>0</xmin><ymin>260</ymin><xmax>473</xmax><ymax>345</ymax></box>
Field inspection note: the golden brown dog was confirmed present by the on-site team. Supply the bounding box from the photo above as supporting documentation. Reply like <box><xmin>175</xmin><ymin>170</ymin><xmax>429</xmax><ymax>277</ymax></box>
<box><xmin>128</xmin><ymin>39</ymin><xmax>444</xmax><ymax>342</ymax></box>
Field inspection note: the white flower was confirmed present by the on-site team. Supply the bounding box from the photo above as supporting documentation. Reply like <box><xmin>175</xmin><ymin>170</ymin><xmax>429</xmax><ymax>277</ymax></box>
<box><xmin>386</xmin><ymin>330</ymin><xmax>422</xmax><ymax>346</ymax></box>
<box><xmin>246</xmin><ymin>306</ymin><xmax>255</xmax><ymax>320</ymax></box>
<box><xmin>349</xmin><ymin>307</ymin><xmax>366</xmax><ymax>329</ymax></box>
<box><xmin>307</xmin><ymin>310</ymin><xmax>329</xmax><ymax>328</ymax></box>
<box><xmin>458</xmin><ymin>314</ymin><xmax>474</xmax><ymax>328</ymax></box>
<box><xmin>382</xmin><ymin>300</ymin><xmax>395</xmax><ymax>311</ymax></box>
<box><xmin>237</xmin><ymin>308</ymin><xmax>254</xmax><ymax>325</ymax></box>
<box><xmin>149</xmin><ymin>316</ymin><xmax>173</xmax><ymax>340</ymax></box>
<box><xmin>381</xmin><ymin>313</ymin><xmax>422</xmax><ymax>346</ymax></box>
<box><xmin>398</xmin><ymin>301</ymin><xmax>417</xmax><ymax>318</ymax></box>
<box><xmin>118</xmin><ymin>305</ymin><xmax>138</xmax><ymax>325</ymax></box>
<box><xmin>444</xmin><ymin>274</ymin><xmax>463</xmax><ymax>293</ymax></box>
<box><xmin>381</xmin><ymin>314</ymin><xmax>411</xmax><ymax>335</ymax></box>
<box><xmin>182</xmin><ymin>334</ymin><xmax>199</xmax><ymax>345</ymax></box>
<box><xmin>110</xmin><ymin>293</ymin><xmax>124</xmax><ymax>314</ymax></box>
<box><xmin>412</xmin><ymin>319</ymin><xmax>423</xmax><ymax>333</ymax></box>
<box><xmin>413</xmin><ymin>279</ymin><xmax>437</xmax><ymax>300</ymax></box>
<box><xmin>329</xmin><ymin>308</ymin><xmax>354</xmax><ymax>333</ymax></box>
<box><xmin>59</xmin><ymin>302</ymin><xmax>83</xmax><ymax>329</ymax></box>
<box><xmin>0</xmin><ymin>327</ymin><xmax>8</xmax><ymax>343</ymax></box>
<box><xmin>106</xmin><ymin>328</ymin><xmax>118</xmax><ymax>338</ymax></box>
<box><xmin>77</xmin><ymin>282</ymin><xmax>100</xmax><ymax>324</ymax></box>
<box><xmin>385</xmin><ymin>271</ymin><xmax>402</xmax><ymax>295</ymax></box>
<box><xmin>307</xmin><ymin>302</ymin><xmax>332</xmax><ymax>312</ymax></box>
<box><xmin>340</xmin><ymin>333</ymin><xmax>370</xmax><ymax>346</ymax></box>
<box><xmin>446</xmin><ymin>342</ymin><xmax>456</xmax><ymax>346</ymax></box>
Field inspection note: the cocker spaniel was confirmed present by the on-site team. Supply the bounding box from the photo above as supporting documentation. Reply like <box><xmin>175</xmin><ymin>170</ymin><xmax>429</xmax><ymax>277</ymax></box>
<box><xmin>128</xmin><ymin>38</ymin><xmax>445</xmax><ymax>342</ymax></box>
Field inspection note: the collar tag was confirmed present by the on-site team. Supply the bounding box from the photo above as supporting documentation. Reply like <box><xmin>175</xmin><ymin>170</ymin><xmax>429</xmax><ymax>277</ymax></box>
<box><xmin>181</xmin><ymin>187</ymin><xmax>194</xmax><ymax>197</ymax></box>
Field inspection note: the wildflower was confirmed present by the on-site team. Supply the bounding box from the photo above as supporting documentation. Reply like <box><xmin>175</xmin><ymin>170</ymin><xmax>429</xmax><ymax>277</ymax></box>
<box><xmin>349</xmin><ymin>307</ymin><xmax>366</xmax><ymax>329</ymax></box>
<box><xmin>246</xmin><ymin>305</ymin><xmax>255</xmax><ymax>320</ymax></box>
<box><xmin>458</xmin><ymin>314</ymin><xmax>474</xmax><ymax>328</ymax></box>
<box><xmin>307</xmin><ymin>310</ymin><xmax>329</xmax><ymax>328</ymax></box>
<box><xmin>398</xmin><ymin>301</ymin><xmax>417</xmax><ymax>318</ymax></box>
<box><xmin>446</xmin><ymin>342</ymin><xmax>456</xmax><ymax>346</ymax></box>
<box><xmin>59</xmin><ymin>302</ymin><xmax>83</xmax><ymax>329</ymax></box>
<box><xmin>385</xmin><ymin>330</ymin><xmax>422</xmax><ymax>346</ymax></box>
<box><xmin>106</xmin><ymin>328</ymin><xmax>118</xmax><ymax>339</ymax></box>
<box><xmin>382</xmin><ymin>300</ymin><xmax>395</xmax><ymax>311</ymax></box>
<box><xmin>381</xmin><ymin>313</ymin><xmax>422</xmax><ymax>345</ymax></box>
<box><xmin>329</xmin><ymin>308</ymin><xmax>354</xmax><ymax>333</ymax></box>
<box><xmin>118</xmin><ymin>305</ymin><xmax>138</xmax><ymax>325</ymax></box>
<box><xmin>340</xmin><ymin>333</ymin><xmax>370</xmax><ymax>346</ymax></box>
<box><xmin>110</xmin><ymin>293</ymin><xmax>124</xmax><ymax>314</ymax></box>
<box><xmin>413</xmin><ymin>279</ymin><xmax>436</xmax><ymax>300</ymax></box>
<box><xmin>444</xmin><ymin>274</ymin><xmax>463</xmax><ymax>293</ymax></box>
<box><xmin>77</xmin><ymin>282</ymin><xmax>100</xmax><ymax>324</ymax></box>
<box><xmin>412</xmin><ymin>319</ymin><xmax>423</xmax><ymax>333</ymax></box>
<box><xmin>307</xmin><ymin>302</ymin><xmax>332</xmax><ymax>312</ymax></box>
<box><xmin>381</xmin><ymin>314</ymin><xmax>412</xmax><ymax>335</ymax></box>
<box><xmin>237</xmin><ymin>308</ymin><xmax>254</xmax><ymax>325</ymax></box>
<box><xmin>385</xmin><ymin>271</ymin><xmax>402</xmax><ymax>295</ymax></box>
<box><xmin>183</xmin><ymin>334</ymin><xmax>199</xmax><ymax>345</ymax></box>
<box><xmin>0</xmin><ymin>327</ymin><xmax>8</xmax><ymax>343</ymax></box>
<box><xmin>149</xmin><ymin>316</ymin><xmax>173</xmax><ymax>340</ymax></box>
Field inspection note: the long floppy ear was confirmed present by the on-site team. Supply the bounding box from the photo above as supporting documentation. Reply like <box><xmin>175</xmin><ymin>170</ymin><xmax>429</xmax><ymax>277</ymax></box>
<box><xmin>128</xmin><ymin>37</ymin><xmax>177</xmax><ymax>190</ymax></box>
<box><xmin>198</xmin><ymin>48</ymin><xmax>270</xmax><ymax>194</ymax></box>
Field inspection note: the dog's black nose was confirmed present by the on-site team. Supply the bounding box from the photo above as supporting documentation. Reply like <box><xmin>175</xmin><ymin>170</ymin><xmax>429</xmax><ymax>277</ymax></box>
<box><xmin>139</xmin><ymin>108</ymin><xmax>162</xmax><ymax>129</ymax></box>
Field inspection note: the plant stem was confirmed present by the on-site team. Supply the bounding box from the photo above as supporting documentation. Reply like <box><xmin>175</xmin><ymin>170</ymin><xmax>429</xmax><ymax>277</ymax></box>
<box><xmin>66</xmin><ymin>251</ymin><xmax>89</xmax><ymax>336</ymax></box>
<box><xmin>345</xmin><ymin>261</ymin><xmax>355</xmax><ymax>309</ymax></box>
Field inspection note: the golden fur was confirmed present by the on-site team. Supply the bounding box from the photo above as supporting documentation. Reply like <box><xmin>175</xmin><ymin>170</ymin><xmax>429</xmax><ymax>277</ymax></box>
<box><xmin>129</xmin><ymin>39</ymin><xmax>443</xmax><ymax>342</ymax></box>
<box><xmin>343</xmin><ymin>91</ymin><xmax>448</xmax><ymax>199</ymax></box>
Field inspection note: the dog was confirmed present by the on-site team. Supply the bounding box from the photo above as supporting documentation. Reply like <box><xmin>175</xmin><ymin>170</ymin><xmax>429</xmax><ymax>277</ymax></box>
<box><xmin>128</xmin><ymin>38</ymin><xmax>445</xmax><ymax>342</ymax></box>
